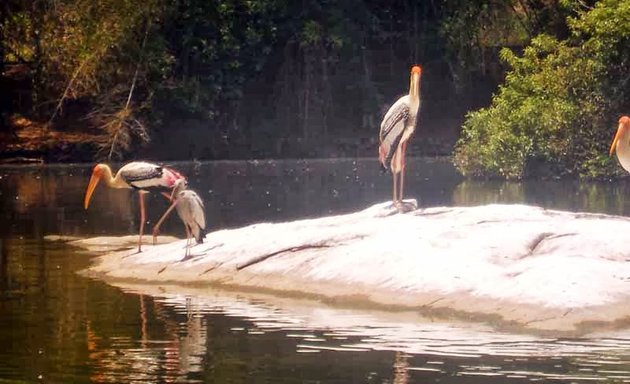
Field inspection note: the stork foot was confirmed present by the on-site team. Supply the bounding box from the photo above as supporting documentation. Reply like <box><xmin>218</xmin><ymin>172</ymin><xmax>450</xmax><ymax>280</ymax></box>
<box><xmin>394</xmin><ymin>200</ymin><xmax>418</xmax><ymax>214</ymax></box>
<box><xmin>151</xmin><ymin>228</ymin><xmax>160</xmax><ymax>245</ymax></box>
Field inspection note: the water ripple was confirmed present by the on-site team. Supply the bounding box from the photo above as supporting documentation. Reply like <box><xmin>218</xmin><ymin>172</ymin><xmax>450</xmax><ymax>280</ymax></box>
<box><xmin>146</xmin><ymin>291</ymin><xmax>630</xmax><ymax>382</ymax></box>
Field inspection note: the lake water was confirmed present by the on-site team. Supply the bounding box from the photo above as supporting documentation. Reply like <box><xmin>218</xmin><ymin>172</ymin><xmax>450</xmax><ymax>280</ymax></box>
<box><xmin>3</xmin><ymin>158</ymin><xmax>630</xmax><ymax>383</ymax></box>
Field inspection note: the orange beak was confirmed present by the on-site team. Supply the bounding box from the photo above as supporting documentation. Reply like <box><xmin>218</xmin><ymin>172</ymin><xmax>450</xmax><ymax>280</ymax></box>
<box><xmin>610</xmin><ymin>122</ymin><xmax>624</xmax><ymax>156</ymax></box>
<box><xmin>83</xmin><ymin>171</ymin><xmax>101</xmax><ymax>209</ymax></box>
<box><xmin>409</xmin><ymin>65</ymin><xmax>422</xmax><ymax>97</ymax></box>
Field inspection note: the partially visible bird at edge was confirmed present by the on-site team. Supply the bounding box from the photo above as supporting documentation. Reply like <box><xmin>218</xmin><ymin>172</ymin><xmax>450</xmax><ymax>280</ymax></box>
<box><xmin>379</xmin><ymin>65</ymin><xmax>422</xmax><ymax>213</ymax></box>
<box><xmin>83</xmin><ymin>161</ymin><xmax>185</xmax><ymax>253</ymax></box>
<box><xmin>152</xmin><ymin>178</ymin><xmax>206</xmax><ymax>260</ymax></box>
<box><xmin>610</xmin><ymin>115</ymin><xmax>630</xmax><ymax>172</ymax></box>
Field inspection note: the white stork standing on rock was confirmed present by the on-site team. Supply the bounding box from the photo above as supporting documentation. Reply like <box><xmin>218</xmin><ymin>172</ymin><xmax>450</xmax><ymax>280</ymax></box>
<box><xmin>152</xmin><ymin>179</ymin><xmax>206</xmax><ymax>260</ymax></box>
<box><xmin>83</xmin><ymin>161</ymin><xmax>185</xmax><ymax>253</ymax></box>
<box><xmin>379</xmin><ymin>65</ymin><xmax>422</xmax><ymax>212</ymax></box>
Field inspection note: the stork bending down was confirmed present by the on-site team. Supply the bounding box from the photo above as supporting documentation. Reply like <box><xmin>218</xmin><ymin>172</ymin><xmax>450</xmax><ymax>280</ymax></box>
<box><xmin>83</xmin><ymin>161</ymin><xmax>185</xmax><ymax>252</ymax></box>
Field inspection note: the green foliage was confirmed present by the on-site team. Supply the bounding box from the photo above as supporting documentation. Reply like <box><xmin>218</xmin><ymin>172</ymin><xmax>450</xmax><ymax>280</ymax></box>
<box><xmin>440</xmin><ymin>0</ymin><xmax>569</xmax><ymax>95</ymax></box>
<box><xmin>38</xmin><ymin>0</ymin><xmax>159</xmax><ymax>97</ymax></box>
<box><xmin>454</xmin><ymin>0</ymin><xmax>630</xmax><ymax>179</ymax></box>
<box><xmin>152</xmin><ymin>0</ymin><xmax>283</xmax><ymax>121</ymax></box>
<box><xmin>2</xmin><ymin>0</ymin><xmax>627</xmax><ymax>163</ymax></box>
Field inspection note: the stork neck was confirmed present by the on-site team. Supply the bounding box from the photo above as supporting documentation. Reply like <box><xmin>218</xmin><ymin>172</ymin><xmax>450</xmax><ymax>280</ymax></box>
<box><xmin>100</xmin><ymin>165</ymin><xmax>127</xmax><ymax>189</ymax></box>
<box><xmin>617</xmin><ymin>135</ymin><xmax>630</xmax><ymax>173</ymax></box>
<box><xmin>408</xmin><ymin>75</ymin><xmax>420</xmax><ymax>101</ymax></box>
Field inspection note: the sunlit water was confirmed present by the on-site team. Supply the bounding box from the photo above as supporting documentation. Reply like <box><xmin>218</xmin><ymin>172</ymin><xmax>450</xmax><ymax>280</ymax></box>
<box><xmin>3</xmin><ymin>158</ymin><xmax>630</xmax><ymax>383</ymax></box>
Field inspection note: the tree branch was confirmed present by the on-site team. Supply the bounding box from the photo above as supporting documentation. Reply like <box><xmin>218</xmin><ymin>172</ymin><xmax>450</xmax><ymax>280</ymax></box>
<box><xmin>47</xmin><ymin>57</ymin><xmax>90</xmax><ymax>127</ymax></box>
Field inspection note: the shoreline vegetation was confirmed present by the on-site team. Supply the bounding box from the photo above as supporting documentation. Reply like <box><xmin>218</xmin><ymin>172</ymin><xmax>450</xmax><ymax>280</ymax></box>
<box><xmin>1</xmin><ymin>1</ymin><xmax>628</xmax><ymax>178</ymax></box>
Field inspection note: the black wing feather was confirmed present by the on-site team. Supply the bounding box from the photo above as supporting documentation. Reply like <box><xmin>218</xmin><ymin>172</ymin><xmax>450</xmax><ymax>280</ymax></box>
<box><xmin>120</xmin><ymin>165</ymin><xmax>163</xmax><ymax>185</ymax></box>
<box><xmin>380</xmin><ymin>105</ymin><xmax>409</xmax><ymax>142</ymax></box>
<box><xmin>379</xmin><ymin>102</ymin><xmax>409</xmax><ymax>170</ymax></box>
<box><xmin>384</xmin><ymin>130</ymin><xmax>405</xmax><ymax>170</ymax></box>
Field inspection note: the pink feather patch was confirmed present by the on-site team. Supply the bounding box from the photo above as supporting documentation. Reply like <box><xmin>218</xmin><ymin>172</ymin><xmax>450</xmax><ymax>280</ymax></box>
<box><xmin>163</xmin><ymin>167</ymin><xmax>185</xmax><ymax>187</ymax></box>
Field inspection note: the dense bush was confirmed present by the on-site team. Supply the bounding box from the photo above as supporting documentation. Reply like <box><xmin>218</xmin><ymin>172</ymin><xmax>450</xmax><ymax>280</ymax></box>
<box><xmin>454</xmin><ymin>0</ymin><xmax>630</xmax><ymax>179</ymax></box>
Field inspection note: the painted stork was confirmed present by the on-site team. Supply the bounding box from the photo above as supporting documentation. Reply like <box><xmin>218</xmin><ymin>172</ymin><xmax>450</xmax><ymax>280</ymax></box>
<box><xmin>610</xmin><ymin>116</ymin><xmax>630</xmax><ymax>171</ymax></box>
<box><xmin>83</xmin><ymin>161</ymin><xmax>185</xmax><ymax>252</ymax></box>
<box><xmin>379</xmin><ymin>65</ymin><xmax>422</xmax><ymax>212</ymax></box>
<box><xmin>152</xmin><ymin>179</ymin><xmax>206</xmax><ymax>259</ymax></box>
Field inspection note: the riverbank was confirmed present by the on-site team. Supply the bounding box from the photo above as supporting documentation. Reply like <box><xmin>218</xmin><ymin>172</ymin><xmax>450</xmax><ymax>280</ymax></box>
<box><xmin>0</xmin><ymin>116</ymin><xmax>106</xmax><ymax>163</ymax></box>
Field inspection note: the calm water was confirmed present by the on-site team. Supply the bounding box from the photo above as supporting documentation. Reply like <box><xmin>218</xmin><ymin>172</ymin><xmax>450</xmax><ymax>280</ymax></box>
<box><xmin>3</xmin><ymin>158</ymin><xmax>630</xmax><ymax>383</ymax></box>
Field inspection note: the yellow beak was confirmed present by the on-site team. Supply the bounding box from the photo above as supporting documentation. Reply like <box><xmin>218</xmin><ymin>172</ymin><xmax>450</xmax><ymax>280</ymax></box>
<box><xmin>610</xmin><ymin>123</ymin><xmax>623</xmax><ymax>156</ymax></box>
<box><xmin>409</xmin><ymin>72</ymin><xmax>421</xmax><ymax>97</ymax></box>
<box><xmin>83</xmin><ymin>172</ymin><xmax>101</xmax><ymax>209</ymax></box>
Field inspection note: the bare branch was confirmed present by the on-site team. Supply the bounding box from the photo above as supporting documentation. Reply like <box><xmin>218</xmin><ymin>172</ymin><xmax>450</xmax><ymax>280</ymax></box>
<box><xmin>47</xmin><ymin>57</ymin><xmax>91</xmax><ymax>127</ymax></box>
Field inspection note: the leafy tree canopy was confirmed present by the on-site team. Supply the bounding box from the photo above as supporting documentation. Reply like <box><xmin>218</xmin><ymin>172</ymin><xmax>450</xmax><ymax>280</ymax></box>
<box><xmin>454</xmin><ymin>0</ymin><xmax>630</xmax><ymax>179</ymax></box>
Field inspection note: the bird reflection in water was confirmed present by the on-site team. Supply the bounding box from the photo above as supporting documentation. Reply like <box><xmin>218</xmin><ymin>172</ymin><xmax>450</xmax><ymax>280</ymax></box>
<box><xmin>85</xmin><ymin>295</ymin><xmax>207</xmax><ymax>382</ymax></box>
<box><xmin>393</xmin><ymin>351</ymin><xmax>411</xmax><ymax>384</ymax></box>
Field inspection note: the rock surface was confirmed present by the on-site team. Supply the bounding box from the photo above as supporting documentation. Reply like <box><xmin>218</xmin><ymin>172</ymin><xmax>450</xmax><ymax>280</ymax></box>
<box><xmin>77</xmin><ymin>201</ymin><xmax>630</xmax><ymax>335</ymax></box>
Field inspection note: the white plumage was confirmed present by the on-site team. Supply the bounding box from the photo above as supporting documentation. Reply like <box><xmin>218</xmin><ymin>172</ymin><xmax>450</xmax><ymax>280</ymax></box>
<box><xmin>152</xmin><ymin>179</ymin><xmax>207</xmax><ymax>259</ymax></box>
<box><xmin>174</xmin><ymin>185</ymin><xmax>206</xmax><ymax>244</ymax></box>
<box><xmin>378</xmin><ymin>65</ymin><xmax>422</xmax><ymax>211</ymax></box>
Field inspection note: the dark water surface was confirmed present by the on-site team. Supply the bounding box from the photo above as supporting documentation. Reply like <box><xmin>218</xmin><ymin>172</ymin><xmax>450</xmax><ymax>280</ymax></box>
<box><xmin>3</xmin><ymin>158</ymin><xmax>630</xmax><ymax>383</ymax></box>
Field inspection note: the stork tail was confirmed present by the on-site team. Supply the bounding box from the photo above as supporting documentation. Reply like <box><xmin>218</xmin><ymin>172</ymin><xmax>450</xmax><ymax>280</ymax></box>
<box><xmin>194</xmin><ymin>227</ymin><xmax>206</xmax><ymax>244</ymax></box>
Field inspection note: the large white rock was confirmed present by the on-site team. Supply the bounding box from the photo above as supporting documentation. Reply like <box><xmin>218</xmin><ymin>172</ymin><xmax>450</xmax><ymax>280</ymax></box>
<box><xmin>77</xmin><ymin>202</ymin><xmax>630</xmax><ymax>335</ymax></box>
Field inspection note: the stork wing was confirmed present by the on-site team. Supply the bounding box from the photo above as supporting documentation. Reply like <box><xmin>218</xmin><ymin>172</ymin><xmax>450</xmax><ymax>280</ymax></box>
<box><xmin>119</xmin><ymin>162</ymin><xmax>163</xmax><ymax>186</ymax></box>
<box><xmin>181</xmin><ymin>190</ymin><xmax>206</xmax><ymax>230</ymax></box>
<box><xmin>192</xmin><ymin>193</ymin><xmax>206</xmax><ymax>230</ymax></box>
<box><xmin>379</xmin><ymin>99</ymin><xmax>409</xmax><ymax>169</ymax></box>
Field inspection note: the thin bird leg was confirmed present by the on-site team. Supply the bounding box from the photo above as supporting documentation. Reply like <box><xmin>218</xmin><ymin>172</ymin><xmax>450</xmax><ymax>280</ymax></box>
<box><xmin>399</xmin><ymin>141</ymin><xmax>407</xmax><ymax>203</ymax></box>
<box><xmin>184</xmin><ymin>227</ymin><xmax>192</xmax><ymax>258</ymax></box>
<box><xmin>138</xmin><ymin>191</ymin><xmax>147</xmax><ymax>253</ymax></box>
<box><xmin>392</xmin><ymin>170</ymin><xmax>398</xmax><ymax>205</ymax></box>
<box><xmin>183</xmin><ymin>225</ymin><xmax>191</xmax><ymax>249</ymax></box>
<box><xmin>152</xmin><ymin>201</ymin><xmax>178</xmax><ymax>245</ymax></box>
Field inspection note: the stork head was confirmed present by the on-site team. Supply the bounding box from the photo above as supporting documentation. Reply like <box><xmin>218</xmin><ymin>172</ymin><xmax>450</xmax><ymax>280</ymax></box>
<box><xmin>84</xmin><ymin>164</ymin><xmax>107</xmax><ymax>209</ymax></box>
<box><xmin>169</xmin><ymin>179</ymin><xmax>188</xmax><ymax>202</ymax></box>
<box><xmin>610</xmin><ymin>116</ymin><xmax>630</xmax><ymax>157</ymax></box>
<box><xmin>409</xmin><ymin>65</ymin><xmax>422</xmax><ymax>97</ymax></box>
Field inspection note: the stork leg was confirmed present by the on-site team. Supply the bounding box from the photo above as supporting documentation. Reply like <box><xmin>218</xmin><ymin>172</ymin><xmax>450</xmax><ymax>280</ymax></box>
<box><xmin>151</xmin><ymin>192</ymin><xmax>182</xmax><ymax>244</ymax></box>
<box><xmin>392</xmin><ymin>144</ymin><xmax>401</xmax><ymax>206</ymax></box>
<box><xmin>399</xmin><ymin>141</ymin><xmax>407</xmax><ymax>203</ymax></box>
<box><xmin>152</xmin><ymin>200</ymin><xmax>178</xmax><ymax>245</ymax></box>
<box><xmin>184</xmin><ymin>225</ymin><xmax>191</xmax><ymax>249</ymax></box>
<box><xmin>396</xmin><ymin>142</ymin><xmax>416</xmax><ymax>213</ymax></box>
<box><xmin>137</xmin><ymin>191</ymin><xmax>148</xmax><ymax>253</ymax></box>
<box><xmin>392</xmin><ymin>171</ymin><xmax>398</xmax><ymax>205</ymax></box>
<box><xmin>184</xmin><ymin>226</ymin><xmax>192</xmax><ymax>258</ymax></box>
